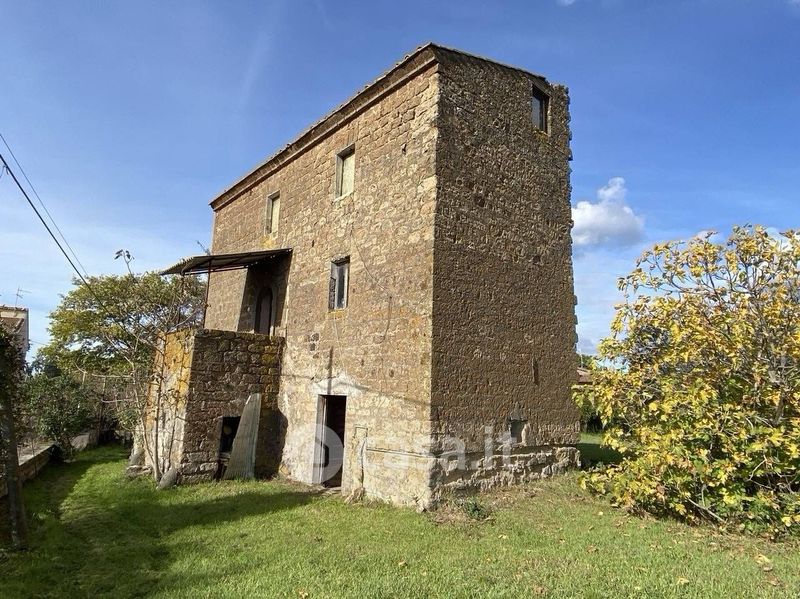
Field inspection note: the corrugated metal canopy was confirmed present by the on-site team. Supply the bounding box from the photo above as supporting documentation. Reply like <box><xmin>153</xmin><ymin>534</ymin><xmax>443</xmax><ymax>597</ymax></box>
<box><xmin>160</xmin><ymin>248</ymin><xmax>292</xmax><ymax>276</ymax></box>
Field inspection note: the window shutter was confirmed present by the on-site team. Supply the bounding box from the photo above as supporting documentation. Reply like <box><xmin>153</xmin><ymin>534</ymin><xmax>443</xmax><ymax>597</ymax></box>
<box><xmin>338</xmin><ymin>261</ymin><xmax>349</xmax><ymax>308</ymax></box>
<box><xmin>341</xmin><ymin>153</ymin><xmax>355</xmax><ymax>196</ymax></box>
<box><xmin>328</xmin><ymin>265</ymin><xmax>337</xmax><ymax>310</ymax></box>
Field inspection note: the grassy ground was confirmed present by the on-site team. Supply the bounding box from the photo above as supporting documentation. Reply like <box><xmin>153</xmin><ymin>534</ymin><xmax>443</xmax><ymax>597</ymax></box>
<box><xmin>576</xmin><ymin>432</ymin><xmax>622</xmax><ymax>468</ymax></box>
<box><xmin>1</xmin><ymin>443</ymin><xmax>798</xmax><ymax>598</ymax></box>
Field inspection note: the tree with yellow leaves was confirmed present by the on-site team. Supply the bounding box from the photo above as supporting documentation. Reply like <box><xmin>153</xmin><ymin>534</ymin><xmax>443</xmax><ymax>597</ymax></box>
<box><xmin>582</xmin><ymin>225</ymin><xmax>800</xmax><ymax>535</ymax></box>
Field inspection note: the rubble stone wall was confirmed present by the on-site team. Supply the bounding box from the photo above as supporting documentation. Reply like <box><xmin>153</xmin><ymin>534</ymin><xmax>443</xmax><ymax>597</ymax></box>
<box><xmin>142</xmin><ymin>329</ymin><xmax>193</xmax><ymax>478</ymax></box>
<box><xmin>144</xmin><ymin>329</ymin><xmax>283</xmax><ymax>483</ymax></box>
<box><xmin>180</xmin><ymin>330</ymin><xmax>284</xmax><ymax>482</ymax></box>
<box><xmin>429</xmin><ymin>48</ymin><xmax>580</xmax><ymax>494</ymax></box>
<box><xmin>205</xmin><ymin>48</ymin><xmax>441</xmax><ymax>507</ymax></box>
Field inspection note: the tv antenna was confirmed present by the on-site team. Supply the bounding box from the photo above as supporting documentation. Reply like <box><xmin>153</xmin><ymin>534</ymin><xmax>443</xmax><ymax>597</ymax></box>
<box><xmin>15</xmin><ymin>287</ymin><xmax>30</xmax><ymax>307</ymax></box>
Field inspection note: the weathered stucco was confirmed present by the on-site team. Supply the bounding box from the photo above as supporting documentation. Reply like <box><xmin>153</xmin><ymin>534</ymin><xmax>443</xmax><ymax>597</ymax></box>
<box><xmin>181</xmin><ymin>44</ymin><xmax>578</xmax><ymax>507</ymax></box>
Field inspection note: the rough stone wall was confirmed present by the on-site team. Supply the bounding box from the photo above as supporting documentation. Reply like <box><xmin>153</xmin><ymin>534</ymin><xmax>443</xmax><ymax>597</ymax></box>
<box><xmin>201</xmin><ymin>45</ymin><xmax>580</xmax><ymax>505</ymax></box>
<box><xmin>205</xmin><ymin>50</ymin><xmax>440</xmax><ymax>506</ymax></box>
<box><xmin>0</xmin><ymin>443</ymin><xmax>51</xmax><ymax>499</ymax></box>
<box><xmin>180</xmin><ymin>330</ymin><xmax>284</xmax><ymax>482</ymax></box>
<box><xmin>142</xmin><ymin>329</ymin><xmax>193</xmax><ymax>477</ymax></box>
<box><xmin>143</xmin><ymin>329</ymin><xmax>283</xmax><ymax>483</ymax></box>
<box><xmin>429</xmin><ymin>48</ymin><xmax>580</xmax><ymax>493</ymax></box>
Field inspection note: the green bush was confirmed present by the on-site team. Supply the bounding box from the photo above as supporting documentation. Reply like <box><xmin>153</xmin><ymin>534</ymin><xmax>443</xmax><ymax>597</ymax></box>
<box><xmin>459</xmin><ymin>497</ymin><xmax>491</xmax><ymax>521</ymax></box>
<box><xmin>23</xmin><ymin>373</ymin><xmax>97</xmax><ymax>458</ymax></box>
<box><xmin>573</xmin><ymin>384</ymin><xmax>603</xmax><ymax>433</ymax></box>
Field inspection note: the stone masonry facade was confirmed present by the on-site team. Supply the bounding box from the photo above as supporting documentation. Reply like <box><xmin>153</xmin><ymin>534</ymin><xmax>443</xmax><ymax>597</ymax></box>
<box><xmin>430</xmin><ymin>50</ymin><xmax>579</xmax><ymax>491</ymax></box>
<box><xmin>142</xmin><ymin>329</ymin><xmax>283</xmax><ymax>483</ymax></box>
<box><xmin>178</xmin><ymin>44</ymin><xmax>579</xmax><ymax>507</ymax></box>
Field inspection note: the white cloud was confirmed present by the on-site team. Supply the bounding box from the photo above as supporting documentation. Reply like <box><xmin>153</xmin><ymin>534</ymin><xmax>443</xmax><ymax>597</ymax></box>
<box><xmin>572</xmin><ymin>177</ymin><xmax>645</xmax><ymax>248</ymax></box>
<box><xmin>572</xmin><ymin>242</ymin><xmax>644</xmax><ymax>355</ymax></box>
<box><xmin>557</xmin><ymin>0</ymin><xmax>577</xmax><ymax>5</ymax></box>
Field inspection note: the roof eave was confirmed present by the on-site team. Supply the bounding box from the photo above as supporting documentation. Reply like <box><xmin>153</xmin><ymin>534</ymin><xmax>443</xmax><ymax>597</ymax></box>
<box><xmin>208</xmin><ymin>42</ymin><xmax>556</xmax><ymax>212</ymax></box>
<box><xmin>209</xmin><ymin>42</ymin><xmax>439</xmax><ymax>212</ymax></box>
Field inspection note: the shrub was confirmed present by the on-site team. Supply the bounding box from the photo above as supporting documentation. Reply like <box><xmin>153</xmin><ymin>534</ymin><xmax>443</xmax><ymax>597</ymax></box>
<box><xmin>459</xmin><ymin>497</ymin><xmax>491</xmax><ymax>521</ymax></box>
<box><xmin>23</xmin><ymin>373</ymin><xmax>97</xmax><ymax>458</ymax></box>
<box><xmin>582</xmin><ymin>226</ymin><xmax>800</xmax><ymax>536</ymax></box>
<box><xmin>574</xmin><ymin>384</ymin><xmax>603</xmax><ymax>433</ymax></box>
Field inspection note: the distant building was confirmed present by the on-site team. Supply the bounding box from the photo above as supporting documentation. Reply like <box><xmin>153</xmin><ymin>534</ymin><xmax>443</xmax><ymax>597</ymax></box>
<box><xmin>0</xmin><ymin>305</ymin><xmax>29</xmax><ymax>357</ymax></box>
<box><xmin>153</xmin><ymin>44</ymin><xmax>580</xmax><ymax>507</ymax></box>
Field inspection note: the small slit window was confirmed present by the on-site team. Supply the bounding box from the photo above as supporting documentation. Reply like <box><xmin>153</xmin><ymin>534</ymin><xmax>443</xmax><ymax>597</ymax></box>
<box><xmin>532</xmin><ymin>87</ymin><xmax>548</xmax><ymax>132</ymax></box>
<box><xmin>329</xmin><ymin>258</ymin><xmax>350</xmax><ymax>310</ymax></box>
<box><xmin>335</xmin><ymin>147</ymin><xmax>355</xmax><ymax>198</ymax></box>
<box><xmin>510</xmin><ymin>419</ymin><xmax>526</xmax><ymax>445</ymax></box>
<box><xmin>266</xmin><ymin>192</ymin><xmax>280</xmax><ymax>234</ymax></box>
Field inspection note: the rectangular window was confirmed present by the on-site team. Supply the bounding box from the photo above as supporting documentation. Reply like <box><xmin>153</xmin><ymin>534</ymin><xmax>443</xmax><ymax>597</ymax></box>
<box><xmin>532</xmin><ymin>87</ymin><xmax>548</xmax><ymax>132</ymax></box>
<box><xmin>328</xmin><ymin>258</ymin><xmax>350</xmax><ymax>310</ymax></box>
<box><xmin>266</xmin><ymin>192</ymin><xmax>280</xmax><ymax>234</ymax></box>
<box><xmin>335</xmin><ymin>147</ymin><xmax>355</xmax><ymax>198</ymax></box>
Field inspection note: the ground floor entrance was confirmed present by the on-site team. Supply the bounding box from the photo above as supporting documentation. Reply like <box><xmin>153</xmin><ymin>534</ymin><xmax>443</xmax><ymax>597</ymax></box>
<box><xmin>315</xmin><ymin>395</ymin><xmax>347</xmax><ymax>488</ymax></box>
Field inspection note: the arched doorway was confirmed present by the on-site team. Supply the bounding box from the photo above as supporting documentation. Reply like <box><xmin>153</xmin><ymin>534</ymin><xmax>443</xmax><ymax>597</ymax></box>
<box><xmin>254</xmin><ymin>287</ymin><xmax>273</xmax><ymax>334</ymax></box>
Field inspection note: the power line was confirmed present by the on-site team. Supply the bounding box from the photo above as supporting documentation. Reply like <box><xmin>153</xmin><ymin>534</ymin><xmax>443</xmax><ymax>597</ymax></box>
<box><xmin>0</xmin><ymin>132</ymin><xmax>90</xmax><ymax>278</ymax></box>
<box><xmin>0</xmin><ymin>151</ymin><xmax>108</xmax><ymax>311</ymax></box>
<box><xmin>0</xmin><ymin>146</ymin><xmax>194</xmax><ymax>364</ymax></box>
<box><xmin>0</xmin><ymin>154</ymin><xmax>185</xmax><ymax>358</ymax></box>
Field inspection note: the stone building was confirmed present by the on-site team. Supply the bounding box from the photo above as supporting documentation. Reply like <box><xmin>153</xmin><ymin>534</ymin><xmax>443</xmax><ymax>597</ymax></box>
<box><xmin>0</xmin><ymin>305</ymin><xmax>29</xmax><ymax>357</ymax></box>
<box><xmin>155</xmin><ymin>43</ymin><xmax>580</xmax><ymax>508</ymax></box>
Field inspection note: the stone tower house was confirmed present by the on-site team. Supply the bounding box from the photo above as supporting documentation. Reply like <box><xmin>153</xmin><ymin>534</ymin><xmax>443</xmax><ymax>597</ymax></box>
<box><xmin>156</xmin><ymin>44</ymin><xmax>579</xmax><ymax>508</ymax></box>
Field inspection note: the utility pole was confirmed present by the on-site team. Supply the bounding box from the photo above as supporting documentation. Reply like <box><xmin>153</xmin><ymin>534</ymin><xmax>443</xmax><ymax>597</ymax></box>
<box><xmin>0</xmin><ymin>329</ymin><xmax>29</xmax><ymax>550</ymax></box>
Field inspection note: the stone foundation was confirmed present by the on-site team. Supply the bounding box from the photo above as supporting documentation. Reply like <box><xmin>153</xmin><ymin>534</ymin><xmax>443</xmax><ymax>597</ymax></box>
<box><xmin>431</xmin><ymin>445</ymin><xmax>579</xmax><ymax>497</ymax></box>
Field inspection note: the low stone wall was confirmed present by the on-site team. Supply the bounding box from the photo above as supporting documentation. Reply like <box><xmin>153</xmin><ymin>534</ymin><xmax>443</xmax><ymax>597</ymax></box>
<box><xmin>0</xmin><ymin>442</ymin><xmax>53</xmax><ymax>499</ymax></box>
<box><xmin>0</xmin><ymin>431</ymin><xmax>100</xmax><ymax>498</ymax></box>
<box><xmin>71</xmin><ymin>430</ymin><xmax>99</xmax><ymax>452</ymax></box>
<box><xmin>181</xmin><ymin>330</ymin><xmax>284</xmax><ymax>482</ymax></box>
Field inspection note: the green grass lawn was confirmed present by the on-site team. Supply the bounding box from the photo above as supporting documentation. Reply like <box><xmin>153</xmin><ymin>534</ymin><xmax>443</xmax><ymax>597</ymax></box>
<box><xmin>1</xmin><ymin>443</ymin><xmax>798</xmax><ymax>599</ymax></box>
<box><xmin>576</xmin><ymin>432</ymin><xmax>622</xmax><ymax>468</ymax></box>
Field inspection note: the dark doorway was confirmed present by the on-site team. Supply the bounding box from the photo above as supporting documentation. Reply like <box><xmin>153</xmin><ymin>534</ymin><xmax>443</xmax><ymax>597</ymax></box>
<box><xmin>219</xmin><ymin>416</ymin><xmax>240</xmax><ymax>454</ymax></box>
<box><xmin>320</xmin><ymin>395</ymin><xmax>347</xmax><ymax>488</ymax></box>
<box><xmin>215</xmin><ymin>416</ymin><xmax>241</xmax><ymax>480</ymax></box>
<box><xmin>254</xmin><ymin>287</ymin><xmax>273</xmax><ymax>334</ymax></box>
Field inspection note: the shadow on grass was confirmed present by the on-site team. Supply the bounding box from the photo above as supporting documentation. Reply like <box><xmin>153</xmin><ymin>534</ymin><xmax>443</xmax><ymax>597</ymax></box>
<box><xmin>2</xmin><ymin>446</ymin><xmax>118</xmax><ymax>548</ymax></box>
<box><xmin>577</xmin><ymin>433</ymin><xmax>622</xmax><ymax>469</ymax></box>
<box><xmin>1</xmin><ymin>446</ymin><xmax>316</xmax><ymax>598</ymax></box>
<box><xmin>33</xmin><ymin>447</ymin><xmax>122</xmax><ymax>508</ymax></box>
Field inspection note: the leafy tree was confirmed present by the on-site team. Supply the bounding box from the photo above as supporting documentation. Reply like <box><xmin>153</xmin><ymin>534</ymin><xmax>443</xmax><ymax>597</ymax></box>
<box><xmin>581</xmin><ymin>226</ymin><xmax>800</xmax><ymax>535</ymax></box>
<box><xmin>574</xmin><ymin>353</ymin><xmax>602</xmax><ymax>432</ymax></box>
<box><xmin>40</xmin><ymin>271</ymin><xmax>206</xmax><ymax>376</ymax></box>
<box><xmin>577</xmin><ymin>353</ymin><xmax>596</xmax><ymax>369</ymax></box>
<box><xmin>22</xmin><ymin>372</ymin><xmax>97</xmax><ymax>459</ymax></box>
<box><xmin>0</xmin><ymin>325</ymin><xmax>28</xmax><ymax>550</ymax></box>
<box><xmin>39</xmin><ymin>260</ymin><xmax>206</xmax><ymax>482</ymax></box>
<box><xmin>40</xmin><ymin>264</ymin><xmax>206</xmax><ymax>480</ymax></box>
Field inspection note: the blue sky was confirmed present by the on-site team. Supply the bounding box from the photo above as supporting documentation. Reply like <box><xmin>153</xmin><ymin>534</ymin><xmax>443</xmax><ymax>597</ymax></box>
<box><xmin>1</xmin><ymin>0</ymin><xmax>799</xmax><ymax>355</ymax></box>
